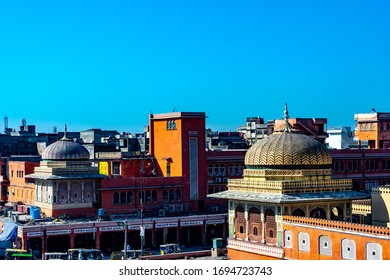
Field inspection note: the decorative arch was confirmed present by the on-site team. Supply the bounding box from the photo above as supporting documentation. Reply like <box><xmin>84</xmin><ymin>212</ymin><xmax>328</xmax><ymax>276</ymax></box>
<box><xmin>248</xmin><ymin>207</ymin><xmax>262</xmax><ymax>242</ymax></box>
<box><xmin>310</xmin><ymin>207</ymin><xmax>327</xmax><ymax>219</ymax></box>
<box><xmin>366</xmin><ymin>243</ymin><xmax>382</xmax><ymax>260</ymax></box>
<box><xmin>284</xmin><ymin>230</ymin><xmax>293</xmax><ymax>248</ymax></box>
<box><xmin>120</xmin><ymin>191</ymin><xmax>126</xmax><ymax>204</ymax></box>
<box><xmin>341</xmin><ymin>239</ymin><xmax>356</xmax><ymax>260</ymax></box>
<box><xmin>235</xmin><ymin>205</ymin><xmax>246</xmax><ymax>239</ymax></box>
<box><xmin>292</xmin><ymin>208</ymin><xmax>305</xmax><ymax>217</ymax></box>
<box><xmin>127</xmin><ymin>191</ymin><xmax>133</xmax><ymax>204</ymax></box>
<box><xmin>113</xmin><ymin>192</ymin><xmax>119</xmax><ymax>205</ymax></box>
<box><xmin>319</xmin><ymin>235</ymin><xmax>332</xmax><ymax>256</ymax></box>
<box><xmin>265</xmin><ymin>208</ymin><xmax>276</xmax><ymax>245</ymax></box>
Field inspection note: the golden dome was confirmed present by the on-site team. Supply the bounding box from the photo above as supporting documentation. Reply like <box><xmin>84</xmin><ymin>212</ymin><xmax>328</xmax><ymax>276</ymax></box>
<box><xmin>245</xmin><ymin>105</ymin><xmax>332</xmax><ymax>168</ymax></box>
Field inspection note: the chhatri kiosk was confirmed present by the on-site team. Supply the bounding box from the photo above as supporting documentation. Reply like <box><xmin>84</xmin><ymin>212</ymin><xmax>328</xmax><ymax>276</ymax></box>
<box><xmin>208</xmin><ymin>105</ymin><xmax>369</xmax><ymax>259</ymax></box>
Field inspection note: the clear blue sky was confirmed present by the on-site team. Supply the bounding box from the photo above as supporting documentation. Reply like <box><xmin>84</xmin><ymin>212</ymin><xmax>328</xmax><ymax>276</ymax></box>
<box><xmin>1</xmin><ymin>0</ymin><xmax>389</xmax><ymax>134</ymax></box>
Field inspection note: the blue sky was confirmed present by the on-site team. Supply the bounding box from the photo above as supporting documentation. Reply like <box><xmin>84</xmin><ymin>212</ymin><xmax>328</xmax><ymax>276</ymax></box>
<box><xmin>1</xmin><ymin>0</ymin><xmax>389</xmax><ymax>134</ymax></box>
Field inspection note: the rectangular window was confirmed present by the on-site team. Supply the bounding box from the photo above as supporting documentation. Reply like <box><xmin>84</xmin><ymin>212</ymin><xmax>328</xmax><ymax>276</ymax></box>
<box><xmin>112</xmin><ymin>162</ymin><xmax>120</xmax><ymax>175</ymax></box>
<box><xmin>166</xmin><ymin>162</ymin><xmax>171</xmax><ymax>177</ymax></box>
<box><xmin>189</xmin><ymin>137</ymin><xmax>198</xmax><ymax>200</ymax></box>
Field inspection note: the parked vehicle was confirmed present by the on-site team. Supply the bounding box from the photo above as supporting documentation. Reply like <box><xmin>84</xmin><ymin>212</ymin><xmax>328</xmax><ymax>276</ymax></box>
<box><xmin>5</xmin><ymin>249</ymin><xmax>31</xmax><ymax>260</ymax></box>
<box><xmin>67</xmin><ymin>248</ymin><xmax>103</xmax><ymax>260</ymax></box>
<box><xmin>44</xmin><ymin>252</ymin><xmax>68</xmax><ymax>260</ymax></box>
<box><xmin>160</xmin><ymin>244</ymin><xmax>181</xmax><ymax>255</ymax></box>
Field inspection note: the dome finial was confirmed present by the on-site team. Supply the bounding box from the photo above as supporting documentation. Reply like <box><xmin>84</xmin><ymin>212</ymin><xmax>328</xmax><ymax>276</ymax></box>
<box><xmin>284</xmin><ymin>103</ymin><xmax>289</xmax><ymax>121</ymax></box>
<box><xmin>61</xmin><ymin>124</ymin><xmax>71</xmax><ymax>141</ymax></box>
<box><xmin>278</xmin><ymin>103</ymin><xmax>297</xmax><ymax>133</ymax></box>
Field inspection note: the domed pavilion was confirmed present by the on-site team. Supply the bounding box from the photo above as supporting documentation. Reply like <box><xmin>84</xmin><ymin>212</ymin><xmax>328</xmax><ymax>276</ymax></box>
<box><xmin>26</xmin><ymin>126</ymin><xmax>106</xmax><ymax>218</ymax></box>
<box><xmin>208</xmin><ymin>105</ymin><xmax>369</xmax><ymax>259</ymax></box>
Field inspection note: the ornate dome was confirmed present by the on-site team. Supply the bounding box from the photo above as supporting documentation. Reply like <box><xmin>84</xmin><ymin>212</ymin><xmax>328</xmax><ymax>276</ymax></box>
<box><xmin>245</xmin><ymin>106</ymin><xmax>331</xmax><ymax>169</ymax></box>
<box><xmin>42</xmin><ymin>129</ymin><xmax>90</xmax><ymax>161</ymax></box>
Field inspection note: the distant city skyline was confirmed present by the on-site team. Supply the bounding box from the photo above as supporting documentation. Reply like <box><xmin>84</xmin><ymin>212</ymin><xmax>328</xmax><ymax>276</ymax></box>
<box><xmin>1</xmin><ymin>1</ymin><xmax>389</xmax><ymax>134</ymax></box>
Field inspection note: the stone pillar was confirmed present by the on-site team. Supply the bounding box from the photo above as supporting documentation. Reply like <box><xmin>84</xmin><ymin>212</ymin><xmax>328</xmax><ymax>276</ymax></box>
<box><xmin>203</xmin><ymin>220</ymin><xmax>207</xmax><ymax>245</ymax></box>
<box><xmin>261</xmin><ymin>205</ymin><xmax>265</xmax><ymax>243</ymax></box>
<box><xmin>327</xmin><ymin>204</ymin><xmax>331</xmax><ymax>220</ymax></box>
<box><xmin>95</xmin><ymin>227</ymin><xmax>100</xmax><ymax>249</ymax></box>
<box><xmin>69</xmin><ymin>232</ymin><xmax>75</xmax><ymax>249</ymax></box>
<box><xmin>177</xmin><ymin>220</ymin><xmax>181</xmax><ymax>244</ymax></box>
<box><xmin>245</xmin><ymin>204</ymin><xmax>249</xmax><ymax>241</ymax></box>
<box><xmin>67</xmin><ymin>182</ymin><xmax>71</xmax><ymax>203</ymax></box>
<box><xmin>81</xmin><ymin>182</ymin><xmax>85</xmax><ymax>202</ymax></box>
<box><xmin>152</xmin><ymin>221</ymin><xmax>156</xmax><ymax>249</ymax></box>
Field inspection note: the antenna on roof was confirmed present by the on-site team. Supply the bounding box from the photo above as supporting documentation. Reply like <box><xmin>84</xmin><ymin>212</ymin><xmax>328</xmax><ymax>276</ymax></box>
<box><xmin>372</xmin><ymin>108</ymin><xmax>376</xmax><ymax>113</ymax></box>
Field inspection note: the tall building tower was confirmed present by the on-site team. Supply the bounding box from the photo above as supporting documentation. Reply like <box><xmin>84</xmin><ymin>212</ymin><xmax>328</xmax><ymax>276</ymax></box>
<box><xmin>149</xmin><ymin>112</ymin><xmax>207</xmax><ymax>212</ymax></box>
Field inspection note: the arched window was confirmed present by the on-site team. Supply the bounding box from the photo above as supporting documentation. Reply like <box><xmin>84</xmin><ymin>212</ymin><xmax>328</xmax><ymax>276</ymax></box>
<box><xmin>138</xmin><ymin>191</ymin><xmax>144</xmax><ymax>204</ymax></box>
<box><xmin>319</xmin><ymin>235</ymin><xmax>332</xmax><ymax>256</ymax></box>
<box><xmin>284</xmin><ymin>230</ymin><xmax>293</xmax><ymax>248</ymax></box>
<box><xmin>113</xmin><ymin>192</ymin><xmax>119</xmax><ymax>205</ymax></box>
<box><xmin>120</xmin><ymin>191</ymin><xmax>126</xmax><ymax>204</ymax></box>
<box><xmin>342</xmin><ymin>239</ymin><xmax>356</xmax><ymax>260</ymax></box>
<box><xmin>175</xmin><ymin>189</ymin><xmax>181</xmax><ymax>201</ymax></box>
<box><xmin>127</xmin><ymin>191</ymin><xmax>133</xmax><ymax>204</ymax></box>
<box><xmin>265</xmin><ymin>208</ymin><xmax>276</xmax><ymax>245</ymax></box>
<box><xmin>292</xmin><ymin>208</ymin><xmax>305</xmax><ymax>217</ymax></box>
<box><xmin>220</xmin><ymin>164</ymin><xmax>226</xmax><ymax>176</ymax></box>
<box><xmin>235</xmin><ymin>205</ymin><xmax>246</xmax><ymax>239</ymax></box>
<box><xmin>169</xmin><ymin>190</ymin><xmax>175</xmax><ymax>201</ymax></box>
<box><xmin>228</xmin><ymin>164</ymin><xmax>234</xmax><ymax>176</ymax></box>
<box><xmin>366</xmin><ymin>243</ymin><xmax>382</xmax><ymax>260</ymax></box>
<box><xmin>208</xmin><ymin>165</ymin><xmax>214</xmax><ymax>176</ymax></box>
<box><xmin>162</xmin><ymin>190</ymin><xmax>168</xmax><ymax>202</ymax></box>
<box><xmin>234</xmin><ymin>164</ymin><xmax>240</xmax><ymax>175</ymax></box>
<box><xmin>253</xmin><ymin>227</ymin><xmax>258</xmax><ymax>236</ymax></box>
<box><xmin>152</xmin><ymin>190</ymin><xmax>158</xmax><ymax>202</ymax></box>
<box><xmin>214</xmin><ymin>164</ymin><xmax>220</xmax><ymax>176</ymax></box>
<box><xmin>145</xmin><ymin>190</ymin><xmax>151</xmax><ymax>203</ymax></box>
<box><xmin>298</xmin><ymin>232</ymin><xmax>310</xmax><ymax>252</ymax></box>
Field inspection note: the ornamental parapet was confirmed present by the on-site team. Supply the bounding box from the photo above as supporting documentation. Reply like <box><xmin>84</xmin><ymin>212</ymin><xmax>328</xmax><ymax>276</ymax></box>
<box><xmin>228</xmin><ymin>179</ymin><xmax>352</xmax><ymax>190</ymax></box>
<box><xmin>372</xmin><ymin>185</ymin><xmax>390</xmax><ymax>194</ymax></box>
<box><xmin>282</xmin><ymin>215</ymin><xmax>390</xmax><ymax>236</ymax></box>
<box><xmin>228</xmin><ymin>238</ymin><xmax>284</xmax><ymax>259</ymax></box>
<box><xmin>243</xmin><ymin>169</ymin><xmax>332</xmax><ymax>177</ymax></box>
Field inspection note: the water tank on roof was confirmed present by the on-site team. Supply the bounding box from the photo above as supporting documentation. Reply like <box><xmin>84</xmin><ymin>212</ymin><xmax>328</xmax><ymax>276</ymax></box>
<box><xmin>98</xmin><ymin>208</ymin><xmax>104</xmax><ymax>217</ymax></box>
<box><xmin>30</xmin><ymin>206</ymin><xmax>41</xmax><ymax>220</ymax></box>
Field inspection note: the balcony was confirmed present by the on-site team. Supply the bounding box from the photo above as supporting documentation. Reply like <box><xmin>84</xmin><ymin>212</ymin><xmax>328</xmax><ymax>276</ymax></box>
<box><xmin>228</xmin><ymin>238</ymin><xmax>284</xmax><ymax>259</ymax></box>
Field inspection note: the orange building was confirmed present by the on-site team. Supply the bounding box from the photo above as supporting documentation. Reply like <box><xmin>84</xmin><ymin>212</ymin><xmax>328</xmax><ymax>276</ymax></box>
<box><xmin>149</xmin><ymin>112</ymin><xmax>208</xmax><ymax>212</ymax></box>
<box><xmin>354</xmin><ymin>112</ymin><xmax>390</xmax><ymax>149</ymax></box>
<box><xmin>7</xmin><ymin>156</ymin><xmax>40</xmax><ymax>206</ymax></box>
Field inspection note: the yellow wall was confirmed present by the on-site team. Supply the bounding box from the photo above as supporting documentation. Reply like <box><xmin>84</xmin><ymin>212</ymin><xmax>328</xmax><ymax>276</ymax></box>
<box><xmin>99</xmin><ymin>162</ymin><xmax>109</xmax><ymax>175</ymax></box>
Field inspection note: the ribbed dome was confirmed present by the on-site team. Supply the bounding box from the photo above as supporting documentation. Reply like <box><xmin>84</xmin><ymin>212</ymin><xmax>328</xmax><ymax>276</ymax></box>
<box><xmin>42</xmin><ymin>137</ymin><xmax>90</xmax><ymax>161</ymax></box>
<box><xmin>245</xmin><ymin>131</ymin><xmax>331</xmax><ymax>168</ymax></box>
<box><xmin>245</xmin><ymin>105</ymin><xmax>331</xmax><ymax>169</ymax></box>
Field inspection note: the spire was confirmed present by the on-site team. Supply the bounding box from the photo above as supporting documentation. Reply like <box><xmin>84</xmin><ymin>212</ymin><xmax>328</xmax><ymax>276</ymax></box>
<box><xmin>283</xmin><ymin>103</ymin><xmax>289</xmax><ymax>121</ymax></box>
<box><xmin>61</xmin><ymin>124</ymin><xmax>71</xmax><ymax>141</ymax></box>
<box><xmin>278</xmin><ymin>103</ymin><xmax>297</xmax><ymax>133</ymax></box>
